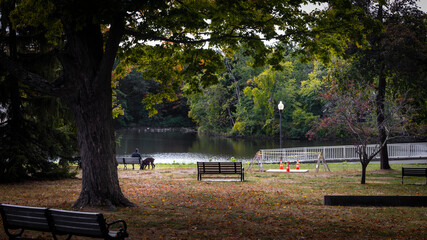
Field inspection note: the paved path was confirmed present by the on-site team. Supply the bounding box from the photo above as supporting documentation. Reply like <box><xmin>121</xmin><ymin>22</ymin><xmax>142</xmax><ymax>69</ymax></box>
<box><xmin>379</xmin><ymin>159</ymin><xmax>427</xmax><ymax>164</ymax></box>
<box><xmin>346</xmin><ymin>158</ymin><xmax>427</xmax><ymax>165</ymax></box>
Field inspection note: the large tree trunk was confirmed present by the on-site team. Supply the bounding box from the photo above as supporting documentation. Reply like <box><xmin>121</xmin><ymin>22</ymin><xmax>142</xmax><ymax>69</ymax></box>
<box><xmin>70</xmin><ymin>90</ymin><xmax>133</xmax><ymax>209</ymax></box>
<box><xmin>59</xmin><ymin>17</ymin><xmax>134</xmax><ymax>209</ymax></box>
<box><xmin>376</xmin><ymin>64</ymin><xmax>391</xmax><ymax>170</ymax></box>
<box><xmin>375</xmin><ymin>4</ymin><xmax>391</xmax><ymax>170</ymax></box>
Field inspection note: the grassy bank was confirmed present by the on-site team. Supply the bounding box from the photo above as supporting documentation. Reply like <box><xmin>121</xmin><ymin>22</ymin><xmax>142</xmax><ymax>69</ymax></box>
<box><xmin>1</xmin><ymin>163</ymin><xmax>426</xmax><ymax>239</ymax></box>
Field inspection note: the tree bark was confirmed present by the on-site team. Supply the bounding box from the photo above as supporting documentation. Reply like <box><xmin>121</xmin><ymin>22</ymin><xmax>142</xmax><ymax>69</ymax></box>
<box><xmin>7</xmin><ymin>11</ymin><xmax>21</xmax><ymax>138</ymax></box>
<box><xmin>58</xmin><ymin>18</ymin><xmax>134</xmax><ymax>209</ymax></box>
<box><xmin>359</xmin><ymin>146</ymin><xmax>368</xmax><ymax>184</ymax></box>
<box><xmin>69</xmin><ymin>91</ymin><xmax>134</xmax><ymax>209</ymax></box>
<box><xmin>361</xmin><ymin>163</ymin><xmax>367</xmax><ymax>184</ymax></box>
<box><xmin>375</xmin><ymin>3</ymin><xmax>391</xmax><ymax>170</ymax></box>
<box><xmin>376</xmin><ymin>63</ymin><xmax>391</xmax><ymax>170</ymax></box>
<box><xmin>2</xmin><ymin>2</ymin><xmax>26</xmax><ymax>181</ymax></box>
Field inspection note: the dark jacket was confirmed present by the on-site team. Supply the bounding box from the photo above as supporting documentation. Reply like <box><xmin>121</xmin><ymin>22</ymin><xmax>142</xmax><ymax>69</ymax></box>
<box><xmin>131</xmin><ymin>152</ymin><xmax>141</xmax><ymax>159</ymax></box>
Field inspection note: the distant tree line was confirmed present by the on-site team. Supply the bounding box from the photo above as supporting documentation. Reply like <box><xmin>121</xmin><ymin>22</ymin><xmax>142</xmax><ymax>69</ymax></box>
<box><xmin>187</xmin><ymin>48</ymin><xmax>326</xmax><ymax>139</ymax></box>
<box><xmin>113</xmin><ymin>68</ymin><xmax>195</xmax><ymax>128</ymax></box>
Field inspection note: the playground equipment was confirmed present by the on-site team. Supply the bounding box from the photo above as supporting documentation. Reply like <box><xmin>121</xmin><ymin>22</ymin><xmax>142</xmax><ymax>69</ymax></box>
<box><xmin>248</xmin><ymin>151</ymin><xmax>329</xmax><ymax>172</ymax></box>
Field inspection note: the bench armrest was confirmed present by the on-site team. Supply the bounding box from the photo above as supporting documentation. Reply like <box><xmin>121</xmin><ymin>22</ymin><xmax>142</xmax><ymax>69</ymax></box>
<box><xmin>107</xmin><ymin>219</ymin><xmax>128</xmax><ymax>238</ymax></box>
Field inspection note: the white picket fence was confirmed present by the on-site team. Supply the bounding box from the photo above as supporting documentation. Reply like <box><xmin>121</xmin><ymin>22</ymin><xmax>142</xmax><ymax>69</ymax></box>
<box><xmin>258</xmin><ymin>142</ymin><xmax>427</xmax><ymax>163</ymax></box>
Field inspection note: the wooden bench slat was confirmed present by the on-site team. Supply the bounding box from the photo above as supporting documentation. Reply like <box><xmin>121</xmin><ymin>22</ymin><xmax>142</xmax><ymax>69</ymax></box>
<box><xmin>5</xmin><ymin>212</ymin><xmax>46</xmax><ymax>219</ymax></box>
<box><xmin>54</xmin><ymin>224</ymin><xmax>103</xmax><ymax>236</ymax></box>
<box><xmin>50</xmin><ymin>210</ymin><xmax>99</xmax><ymax>218</ymax></box>
<box><xmin>7</xmin><ymin>219</ymin><xmax>50</xmax><ymax>230</ymax></box>
<box><xmin>2</xmin><ymin>205</ymin><xmax>47</xmax><ymax>216</ymax></box>
<box><xmin>200</xmin><ymin>166</ymin><xmax>241</xmax><ymax>168</ymax></box>
<box><xmin>53</xmin><ymin>219</ymin><xmax>102</xmax><ymax>228</ymax></box>
<box><xmin>6</xmin><ymin>214</ymin><xmax>48</xmax><ymax>223</ymax></box>
<box><xmin>120</xmin><ymin>159</ymin><xmax>140</xmax><ymax>164</ymax></box>
<box><xmin>201</xmin><ymin>166</ymin><xmax>241</xmax><ymax>168</ymax></box>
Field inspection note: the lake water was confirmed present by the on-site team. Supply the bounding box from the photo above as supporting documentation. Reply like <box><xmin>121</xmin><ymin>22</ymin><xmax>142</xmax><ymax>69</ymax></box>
<box><xmin>115</xmin><ymin>127</ymin><xmax>345</xmax><ymax>163</ymax></box>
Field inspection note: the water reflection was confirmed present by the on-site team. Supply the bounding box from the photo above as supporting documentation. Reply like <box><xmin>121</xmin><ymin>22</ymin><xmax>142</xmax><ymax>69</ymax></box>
<box><xmin>115</xmin><ymin>127</ymin><xmax>346</xmax><ymax>163</ymax></box>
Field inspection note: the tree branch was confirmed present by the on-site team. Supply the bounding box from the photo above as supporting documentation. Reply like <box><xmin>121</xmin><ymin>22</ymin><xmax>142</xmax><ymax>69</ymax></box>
<box><xmin>0</xmin><ymin>52</ymin><xmax>67</xmax><ymax>97</ymax></box>
<box><xmin>98</xmin><ymin>16</ymin><xmax>125</xmax><ymax>88</ymax></box>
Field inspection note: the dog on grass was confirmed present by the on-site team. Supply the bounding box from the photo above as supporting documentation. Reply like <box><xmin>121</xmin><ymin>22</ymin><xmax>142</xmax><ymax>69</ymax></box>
<box><xmin>140</xmin><ymin>157</ymin><xmax>155</xmax><ymax>170</ymax></box>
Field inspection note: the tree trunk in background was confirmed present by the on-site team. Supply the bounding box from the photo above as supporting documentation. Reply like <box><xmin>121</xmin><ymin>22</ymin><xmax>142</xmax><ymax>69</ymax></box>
<box><xmin>376</xmin><ymin>64</ymin><xmax>390</xmax><ymax>170</ymax></box>
<box><xmin>361</xmin><ymin>163</ymin><xmax>367</xmax><ymax>184</ymax></box>
<box><xmin>375</xmin><ymin>4</ymin><xmax>390</xmax><ymax>170</ymax></box>
<box><xmin>2</xmin><ymin>4</ymin><xmax>26</xmax><ymax>181</ymax></box>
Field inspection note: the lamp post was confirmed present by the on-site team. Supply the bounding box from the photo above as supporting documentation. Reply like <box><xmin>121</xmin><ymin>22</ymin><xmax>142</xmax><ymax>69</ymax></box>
<box><xmin>278</xmin><ymin>101</ymin><xmax>284</xmax><ymax>170</ymax></box>
<box><xmin>278</xmin><ymin>101</ymin><xmax>284</xmax><ymax>149</ymax></box>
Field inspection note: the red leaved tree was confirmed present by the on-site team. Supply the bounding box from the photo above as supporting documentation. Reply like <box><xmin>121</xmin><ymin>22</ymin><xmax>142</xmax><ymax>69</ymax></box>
<box><xmin>307</xmin><ymin>61</ymin><xmax>416</xmax><ymax>184</ymax></box>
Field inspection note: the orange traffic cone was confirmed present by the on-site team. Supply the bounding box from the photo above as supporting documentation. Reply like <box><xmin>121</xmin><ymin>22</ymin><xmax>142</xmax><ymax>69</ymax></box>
<box><xmin>286</xmin><ymin>161</ymin><xmax>290</xmax><ymax>172</ymax></box>
<box><xmin>296</xmin><ymin>159</ymin><xmax>300</xmax><ymax>170</ymax></box>
<box><xmin>280</xmin><ymin>158</ymin><xmax>284</xmax><ymax>170</ymax></box>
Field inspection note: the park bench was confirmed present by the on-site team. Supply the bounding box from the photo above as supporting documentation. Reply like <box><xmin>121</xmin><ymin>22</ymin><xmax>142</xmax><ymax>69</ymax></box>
<box><xmin>197</xmin><ymin>162</ymin><xmax>244</xmax><ymax>181</ymax></box>
<box><xmin>0</xmin><ymin>204</ymin><xmax>50</xmax><ymax>239</ymax></box>
<box><xmin>116</xmin><ymin>157</ymin><xmax>141</xmax><ymax>170</ymax></box>
<box><xmin>48</xmin><ymin>208</ymin><xmax>128</xmax><ymax>240</ymax></box>
<box><xmin>0</xmin><ymin>204</ymin><xmax>128</xmax><ymax>240</ymax></box>
<box><xmin>402</xmin><ymin>167</ymin><xmax>427</xmax><ymax>184</ymax></box>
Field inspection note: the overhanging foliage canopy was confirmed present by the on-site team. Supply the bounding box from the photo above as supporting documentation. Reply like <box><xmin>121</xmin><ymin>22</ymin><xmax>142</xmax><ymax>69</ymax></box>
<box><xmin>0</xmin><ymin>0</ymin><xmax>372</xmax><ymax>208</ymax></box>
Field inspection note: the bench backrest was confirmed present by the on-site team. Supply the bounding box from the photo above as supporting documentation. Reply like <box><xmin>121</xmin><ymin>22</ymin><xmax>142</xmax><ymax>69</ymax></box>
<box><xmin>48</xmin><ymin>208</ymin><xmax>108</xmax><ymax>238</ymax></box>
<box><xmin>402</xmin><ymin>167</ymin><xmax>427</xmax><ymax>176</ymax></box>
<box><xmin>116</xmin><ymin>157</ymin><xmax>140</xmax><ymax>164</ymax></box>
<box><xmin>0</xmin><ymin>204</ymin><xmax>50</xmax><ymax>232</ymax></box>
<box><xmin>197</xmin><ymin>162</ymin><xmax>243</xmax><ymax>173</ymax></box>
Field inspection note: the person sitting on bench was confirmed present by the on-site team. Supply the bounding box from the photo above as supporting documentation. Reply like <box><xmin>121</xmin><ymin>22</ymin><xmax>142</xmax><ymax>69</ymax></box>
<box><xmin>131</xmin><ymin>148</ymin><xmax>142</xmax><ymax>169</ymax></box>
<box><xmin>131</xmin><ymin>148</ymin><xmax>141</xmax><ymax>158</ymax></box>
